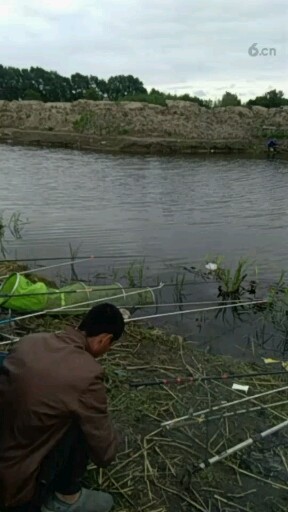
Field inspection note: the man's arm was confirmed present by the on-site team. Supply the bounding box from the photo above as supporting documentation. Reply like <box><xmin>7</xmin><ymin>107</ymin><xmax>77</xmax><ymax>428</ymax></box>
<box><xmin>76</xmin><ymin>375</ymin><xmax>119</xmax><ymax>467</ymax></box>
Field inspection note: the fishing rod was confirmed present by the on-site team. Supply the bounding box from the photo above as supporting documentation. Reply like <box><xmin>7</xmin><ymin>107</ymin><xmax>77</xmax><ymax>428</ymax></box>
<box><xmin>126</xmin><ymin>299</ymin><xmax>268</xmax><ymax>323</ymax></box>
<box><xmin>162</xmin><ymin>385</ymin><xmax>288</xmax><ymax>427</ymax></box>
<box><xmin>0</xmin><ymin>264</ymin><xmax>268</xmax><ymax>292</ymax></box>
<box><xmin>37</xmin><ymin>298</ymin><xmax>266</xmax><ymax>314</ymax></box>
<box><xmin>0</xmin><ymin>257</ymin><xmax>97</xmax><ymax>280</ymax></box>
<box><xmin>3</xmin><ymin>255</ymin><xmax>147</xmax><ymax>262</ymax></box>
<box><xmin>0</xmin><ymin>297</ymin><xmax>266</xmax><ymax>327</ymax></box>
<box><xmin>0</xmin><ymin>285</ymin><xmax>266</xmax><ymax>302</ymax></box>
<box><xmin>0</xmin><ymin>299</ymin><xmax>268</xmax><ymax>346</ymax></box>
<box><xmin>129</xmin><ymin>370</ymin><xmax>288</xmax><ymax>388</ymax></box>
<box><xmin>182</xmin><ymin>418</ymin><xmax>288</xmax><ymax>476</ymax></box>
<box><xmin>0</xmin><ymin>283</ymin><xmax>164</xmax><ymax>326</ymax></box>
<box><xmin>0</xmin><ymin>285</ymin><xmax>169</xmax><ymax>298</ymax></box>
<box><xmin>171</xmin><ymin>400</ymin><xmax>288</xmax><ymax>427</ymax></box>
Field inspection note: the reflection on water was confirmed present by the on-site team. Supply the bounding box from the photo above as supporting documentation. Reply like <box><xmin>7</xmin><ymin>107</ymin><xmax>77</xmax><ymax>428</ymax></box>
<box><xmin>0</xmin><ymin>144</ymin><xmax>288</xmax><ymax>359</ymax></box>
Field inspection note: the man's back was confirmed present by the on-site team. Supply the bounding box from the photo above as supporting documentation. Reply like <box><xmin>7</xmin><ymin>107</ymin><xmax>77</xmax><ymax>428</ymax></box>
<box><xmin>0</xmin><ymin>327</ymin><xmax>118</xmax><ymax>508</ymax></box>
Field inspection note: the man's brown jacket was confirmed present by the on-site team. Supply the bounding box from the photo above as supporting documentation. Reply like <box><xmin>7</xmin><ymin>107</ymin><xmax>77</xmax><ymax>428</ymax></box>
<box><xmin>0</xmin><ymin>327</ymin><xmax>118</xmax><ymax>507</ymax></box>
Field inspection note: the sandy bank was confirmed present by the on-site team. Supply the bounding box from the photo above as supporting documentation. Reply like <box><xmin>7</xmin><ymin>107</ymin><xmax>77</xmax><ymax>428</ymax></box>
<box><xmin>0</xmin><ymin>100</ymin><xmax>287</xmax><ymax>156</ymax></box>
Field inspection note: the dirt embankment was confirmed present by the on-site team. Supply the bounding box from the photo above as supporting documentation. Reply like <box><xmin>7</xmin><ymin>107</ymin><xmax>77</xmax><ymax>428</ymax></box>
<box><xmin>0</xmin><ymin>99</ymin><xmax>288</xmax><ymax>155</ymax></box>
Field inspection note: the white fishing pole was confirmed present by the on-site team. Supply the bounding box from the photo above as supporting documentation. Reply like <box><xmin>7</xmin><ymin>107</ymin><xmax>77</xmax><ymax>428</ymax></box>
<box><xmin>0</xmin><ymin>285</ymin><xmax>167</xmax><ymax>299</ymax></box>
<box><xmin>0</xmin><ymin>297</ymin><xmax>266</xmax><ymax>331</ymax></box>
<box><xmin>0</xmin><ymin>296</ymin><xmax>265</xmax><ymax>344</ymax></box>
<box><xmin>191</xmin><ymin>419</ymin><xmax>288</xmax><ymax>472</ymax></box>
<box><xmin>0</xmin><ymin>256</ymin><xmax>96</xmax><ymax>280</ymax></box>
<box><xmin>122</xmin><ymin>299</ymin><xmax>266</xmax><ymax>307</ymax></box>
<box><xmin>132</xmin><ymin>299</ymin><xmax>266</xmax><ymax>309</ymax></box>
<box><xmin>126</xmin><ymin>299</ymin><xmax>268</xmax><ymax>323</ymax></box>
<box><xmin>166</xmin><ymin>400</ymin><xmax>288</xmax><ymax>427</ymax></box>
<box><xmin>0</xmin><ymin>282</ymin><xmax>164</xmax><ymax>326</ymax></box>
<box><xmin>162</xmin><ymin>385</ymin><xmax>288</xmax><ymax>427</ymax></box>
<box><xmin>31</xmin><ymin>298</ymin><xmax>266</xmax><ymax>314</ymax></box>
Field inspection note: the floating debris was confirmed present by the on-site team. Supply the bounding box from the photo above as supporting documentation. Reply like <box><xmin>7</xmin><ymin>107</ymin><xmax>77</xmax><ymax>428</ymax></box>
<box><xmin>205</xmin><ymin>262</ymin><xmax>218</xmax><ymax>271</ymax></box>
<box><xmin>232</xmin><ymin>383</ymin><xmax>249</xmax><ymax>393</ymax></box>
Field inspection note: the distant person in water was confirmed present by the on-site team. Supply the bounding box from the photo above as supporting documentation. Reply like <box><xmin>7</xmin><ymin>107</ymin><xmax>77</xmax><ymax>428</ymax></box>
<box><xmin>0</xmin><ymin>303</ymin><xmax>125</xmax><ymax>512</ymax></box>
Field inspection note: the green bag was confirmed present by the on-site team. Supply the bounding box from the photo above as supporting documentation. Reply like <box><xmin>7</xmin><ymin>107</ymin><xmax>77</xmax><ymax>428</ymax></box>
<box><xmin>0</xmin><ymin>273</ymin><xmax>53</xmax><ymax>312</ymax></box>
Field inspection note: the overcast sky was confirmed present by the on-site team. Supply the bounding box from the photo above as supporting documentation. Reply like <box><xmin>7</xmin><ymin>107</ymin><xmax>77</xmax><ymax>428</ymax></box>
<box><xmin>0</xmin><ymin>0</ymin><xmax>287</xmax><ymax>100</ymax></box>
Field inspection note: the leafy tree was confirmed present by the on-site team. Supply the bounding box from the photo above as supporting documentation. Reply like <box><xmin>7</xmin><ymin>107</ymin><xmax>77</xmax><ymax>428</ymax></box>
<box><xmin>0</xmin><ymin>63</ymin><xmax>287</xmax><ymax>109</ymax></box>
<box><xmin>202</xmin><ymin>99</ymin><xmax>213</xmax><ymax>109</ymax></box>
<box><xmin>28</xmin><ymin>67</ymin><xmax>70</xmax><ymax>102</ymax></box>
<box><xmin>178</xmin><ymin>94</ymin><xmax>213</xmax><ymax>107</ymax></box>
<box><xmin>88</xmin><ymin>76</ymin><xmax>104</xmax><ymax>99</ymax></box>
<box><xmin>0</xmin><ymin>65</ymin><xmax>21</xmax><ymax>100</ymax></box>
<box><xmin>23</xmin><ymin>89</ymin><xmax>43</xmax><ymax>101</ymax></box>
<box><xmin>83</xmin><ymin>88</ymin><xmax>101</xmax><ymax>101</ymax></box>
<box><xmin>94</xmin><ymin>78</ymin><xmax>108</xmax><ymax>98</ymax></box>
<box><xmin>119</xmin><ymin>92</ymin><xmax>166</xmax><ymax>106</ymax></box>
<box><xmin>70</xmin><ymin>73</ymin><xmax>90</xmax><ymax>100</ymax></box>
<box><xmin>107</xmin><ymin>75</ymin><xmax>147</xmax><ymax>100</ymax></box>
<box><xmin>218</xmin><ymin>91</ymin><xmax>241</xmax><ymax>107</ymax></box>
<box><xmin>246</xmin><ymin>89</ymin><xmax>288</xmax><ymax>108</ymax></box>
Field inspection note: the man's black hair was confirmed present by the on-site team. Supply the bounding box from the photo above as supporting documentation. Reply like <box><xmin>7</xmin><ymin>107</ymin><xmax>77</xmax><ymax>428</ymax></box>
<box><xmin>78</xmin><ymin>303</ymin><xmax>125</xmax><ymax>341</ymax></box>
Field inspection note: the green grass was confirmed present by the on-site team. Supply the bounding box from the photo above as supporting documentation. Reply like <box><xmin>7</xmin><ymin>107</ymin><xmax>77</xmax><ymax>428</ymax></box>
<box><xmin>122</xmin><ymin>260</ymin><xmax>146</xmax><ymax>288</ymax></box>
<box><xmin>260</xmin><ymin>128</ymin><xmax>288</xmax><ymax>139</ymax></box>
<box><xmin>216</xmin><ymin>258</ymin><xmax>248</xmax><ymax>297</ymax></box>
<box><xmin>0</xmin><ymin>211</ymin><xmax>29</xmax><ymax>258</ymax></box>
<box><xmin>1</xmin><ymin>259</ymin><xmax>288</xmax><ymax>510</ymax></box>
<box><xmin>73</xmin><ymin>112</ymin><xmax>97</xmax><ymax>133</ymax></box>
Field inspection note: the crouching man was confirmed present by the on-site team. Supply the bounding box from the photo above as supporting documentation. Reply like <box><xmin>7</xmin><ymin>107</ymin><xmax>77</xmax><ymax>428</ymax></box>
<box><xmin>0</xmin><ymin>303</ymin><xmax>125</xmax><ymax>512</ymax></box>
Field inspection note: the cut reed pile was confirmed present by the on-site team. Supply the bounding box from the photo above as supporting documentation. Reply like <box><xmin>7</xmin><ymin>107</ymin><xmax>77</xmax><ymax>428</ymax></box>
<box><xmin>99</xmin><ymin>324</ymin><xmax>288</xmax><ymax>512</ymax></box>
<box><xmin>2</xmin><ymin>315</ymin><xmax>287</xmax><ymax>512</ymax></box>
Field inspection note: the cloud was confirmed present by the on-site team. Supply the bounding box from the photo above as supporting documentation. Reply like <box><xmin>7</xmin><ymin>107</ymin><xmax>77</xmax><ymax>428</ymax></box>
<box><xmin>194</xmin><ymin>90</ymin><xmax>207</xmax><ymax>97</ymax></box>
<box><xmin>0</xmin><ymin>0</ymin><xmax>287</xmax><ymax>99</ymax></box>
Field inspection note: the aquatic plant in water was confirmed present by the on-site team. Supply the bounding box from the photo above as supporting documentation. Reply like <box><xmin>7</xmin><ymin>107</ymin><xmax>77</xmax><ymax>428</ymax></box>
<box><xmin>216</xmin><ymin>258</ymin><xmax>248</xmax><ymax>298</ymax></box>
<box><xmin>203</xmin><ymin>257</ymin><xmax>258</xmax><ymax>300</ymax></box>
<box><xmin>125</xmin><ymin>260</ymin><xmax>146</xmax><ymax>288</ymax></box>
<box><xmin>264</xmin><ymin>272</ymin><xmax>288</xmax><ymax>350</ymax></box>
<box><xmin>0</xmin><ymin>212</ymin><xmax>29</xmax><ymax>258</ymax></box>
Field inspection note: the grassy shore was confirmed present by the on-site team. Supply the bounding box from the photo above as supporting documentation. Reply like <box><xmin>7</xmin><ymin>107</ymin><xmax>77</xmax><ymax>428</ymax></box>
<box><xmin>2</xmin><ymin>321</ymin><xmax>288</xmax><ymax>511</ymax></box>
<box><xmin>1</xmin><ymin>261</ymin><xmax>288</xmax><ymax>511</ymax></box>
<box><xmin>103</xmin><ymin>325</ymin><xmax>288</xmax><ymax>512</ymax></box>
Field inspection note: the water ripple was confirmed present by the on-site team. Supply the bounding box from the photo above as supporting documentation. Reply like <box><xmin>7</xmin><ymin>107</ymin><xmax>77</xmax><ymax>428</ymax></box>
<box><xmin>0</xmin><ymin>145</ymin><xmax>288</xmax><ymax>279</ymax></box>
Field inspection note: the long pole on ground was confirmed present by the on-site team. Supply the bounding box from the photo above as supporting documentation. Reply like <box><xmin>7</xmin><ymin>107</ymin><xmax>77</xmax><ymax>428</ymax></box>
<box><xmin>129</xmin><ymin>370</ymin><xmax>288</xmax><ymax>388</ymax></box>
<box><xmin>176</xmin><ymin>400</ymin><xmax>288</xmax><ymax>425</ymax></box>
<box><xmin>187</xmin><ymin>419</ymin><xmax>288</xmax><ymax>474</ymax></box>
<box><xmin>162</xmin><ymin>385</ymin><xmax>288</xmax><ymax>427</ymax></box>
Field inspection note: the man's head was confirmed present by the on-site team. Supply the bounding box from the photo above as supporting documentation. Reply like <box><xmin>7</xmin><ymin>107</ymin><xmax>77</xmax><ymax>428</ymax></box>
<box><xmin>78</xmin><ymin>303</ymin><xmax>125</xmax><ymax>357</ymax></box>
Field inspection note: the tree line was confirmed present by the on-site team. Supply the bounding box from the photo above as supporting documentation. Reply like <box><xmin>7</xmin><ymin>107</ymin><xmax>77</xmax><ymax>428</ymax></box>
<box><xmin>0</xmin><ymin>64</ymin><xmax>287</xmax><ymax>109</ymax></box>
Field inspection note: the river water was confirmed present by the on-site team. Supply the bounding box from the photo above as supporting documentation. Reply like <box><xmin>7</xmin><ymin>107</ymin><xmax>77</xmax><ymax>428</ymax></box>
<box><xmin>1</xmin><ymin>144</ymin><xmax>288</xmax><ymax>359</ymax></box>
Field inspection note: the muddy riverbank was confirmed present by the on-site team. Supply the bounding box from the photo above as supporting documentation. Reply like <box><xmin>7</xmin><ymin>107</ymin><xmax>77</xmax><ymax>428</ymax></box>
<box><xmin>0</xmin><ymin>100</ymin><xmax>288</xmax><ymax>156</ymax></box>
<box><xmin>0</xmin><ymin>260</ymin><xmax>287</xmax><ymax>512</ymax></box>
<box><xmin>2</xmin><ymin>326</ymin><xmax>288</xmax><ymax>512</ymax></box>
<box><xmin>0</xmin><ymin>129</ymin><xmax>265</xmax><ymax>155</ymax></box>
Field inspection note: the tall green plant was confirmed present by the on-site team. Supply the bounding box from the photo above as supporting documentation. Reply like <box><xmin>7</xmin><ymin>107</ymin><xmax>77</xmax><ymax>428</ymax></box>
<box><xmin>173</xmin><ymin>273</ymin><xmax>186</xmax><ymax>305</ymax></box>
<box><xmin>125</xmin><ymin>260</ymin><xmax>146</xmax><ymax>288</ymax></box>
<box><xmin>264</xmin><ymin>272</ymin><xmax>288</xmax><ymax>343</ymax></box>
<box><xmin>0</xmin><ymin>212</ymin><xmax>29</xmax><ymax>258</ymax></box>
<box><xmin>215</xmin><ymin>258</ymin><xmax>249</xmax><ymax>298</ymax></box>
